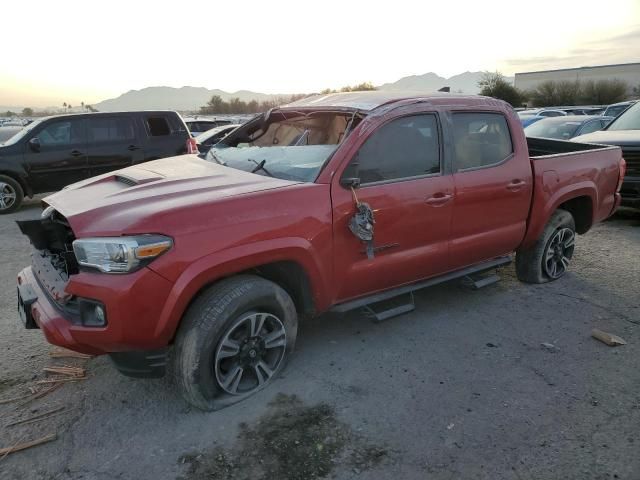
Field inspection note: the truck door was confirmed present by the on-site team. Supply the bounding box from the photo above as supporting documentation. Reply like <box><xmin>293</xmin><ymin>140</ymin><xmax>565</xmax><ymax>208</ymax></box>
<box><xmin>448</xmin><ymin>112</ymin><xmax>532</xmax><ymax>269</ymax></box>
<box><xmin>23</xmin><ymin>117</ymin><xmax>88</xmax><ymax>192</ymax></box>
<box><xmin>331</xmin><ymin>112</ymin><xmax>453</xmax><ymax>303</ymax></box>
<box><xmin>87</xmin><ymin>115</ymin><xmax>143</xmax><ymax>177</ymax></box>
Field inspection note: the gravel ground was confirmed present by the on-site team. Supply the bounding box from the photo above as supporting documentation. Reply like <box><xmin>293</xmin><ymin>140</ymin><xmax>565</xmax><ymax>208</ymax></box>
<box><xmin>0</xmin><ymin>199</ymin><xmax>638</xmax><ymax>480</ymax></box>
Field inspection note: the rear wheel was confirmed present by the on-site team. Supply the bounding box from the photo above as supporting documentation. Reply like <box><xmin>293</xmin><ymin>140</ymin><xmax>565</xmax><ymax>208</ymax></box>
<box><xmin>172</xmin><ymin>275</ymin><xmax>298</xmax><ymax>411</ymax></box>
<box><xmin>516</xmin><ymin>209</ymin><xmax>576</xmax><ymax>283</ymax></box>
<box><xmin>0</xmin><ymin>175</ymin><xmax>23</xmax><ymax>214</ymax></box>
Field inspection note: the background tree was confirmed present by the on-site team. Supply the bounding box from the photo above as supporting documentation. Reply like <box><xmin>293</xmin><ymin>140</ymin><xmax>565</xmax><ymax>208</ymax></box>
<box><xmin>321</xmin><ymin>82</ymin><xmax>377</xmax><ymax>94</ymax></box>
<box><xmin>528</xmin><ymin>80</ymin><xmax>580</xmax><ymax>106</ymax></box>
<box><xmin>81</xmin><ymin>101</ymin><xmax>85</xmax><ymax>112</ymax></box>
<box><xmin>21</xmin><ymin>107</ymin><xmax>34</xmax><ymax>117</ymax></box>
<box><xmin>579</xmin><ymin>79</ymin><xmax>629</xmax><ymax>104</ymax></box>
<box><xmin>478</xmin><ymin>72</ymin><xmax>524</xmax><ymax>107</ymax></box>
<box><xmin>63</xmin><ymin>102</ymin><xmax>67</xmax><ymax>112</ymax></box>
<box><xmin>4</xmin><ymin>111</ymin><xmax>17</xmax><ymax>117</ymax></box>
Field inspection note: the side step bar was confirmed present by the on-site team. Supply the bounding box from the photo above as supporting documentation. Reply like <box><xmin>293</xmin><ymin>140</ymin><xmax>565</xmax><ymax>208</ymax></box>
<box><xmin>330</xmin><ymin>256</ymin><xmax>511</xmax><ymax>314</ymax></box>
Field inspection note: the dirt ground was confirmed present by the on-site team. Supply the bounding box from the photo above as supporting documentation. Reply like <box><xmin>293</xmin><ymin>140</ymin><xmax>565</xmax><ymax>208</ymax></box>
<box><xmin>0</xmin><ymin>198</ymin><xmax>639</xmax><ymax>480</ymax></box>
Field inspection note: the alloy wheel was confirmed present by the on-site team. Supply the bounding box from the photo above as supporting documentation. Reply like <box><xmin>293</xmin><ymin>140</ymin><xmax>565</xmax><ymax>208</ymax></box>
<box><xmin>543</xmin><ymin>227</ymin><xmax>575</xmax><ymax>279</ymax></box>
<box><xmin>214</xmin><ymin>312</ymin><xmax>287</xmax><ymax>395</ymax></box>
<box><xmin>0</xmin><ymin>182</ymin><xmax>16</xmax><ymax>211</ymax></box>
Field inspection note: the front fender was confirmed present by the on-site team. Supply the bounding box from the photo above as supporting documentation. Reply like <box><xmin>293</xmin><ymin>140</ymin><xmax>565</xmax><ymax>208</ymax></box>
<box><xmin>151</xmin><ymin>237</ymin><xmax>331</xmax><ymax>343</ymax></box>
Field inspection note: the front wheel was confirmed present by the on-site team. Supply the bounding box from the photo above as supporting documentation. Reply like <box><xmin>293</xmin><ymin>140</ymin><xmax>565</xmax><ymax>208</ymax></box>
<box><xmin>516</xmin><ymin>209</ymin><xmax>576</xmax><ymax>284</ymax></box>
<box><xmin>172</xmin><ymin>275</ymin><xmax>298</xmax><ymax>411</ymax></box>
<box><xmin>0</xmin><ymin>175</ymin><xmax>24</xmax><ymax>214</ymax></box>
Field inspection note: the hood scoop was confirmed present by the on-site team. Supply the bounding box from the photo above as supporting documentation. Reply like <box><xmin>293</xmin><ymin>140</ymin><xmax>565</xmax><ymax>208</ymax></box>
<box><xmin>115</xmin><ymin>175</ymin><xmax>139</xmax><ymax>187</ymax></box>
<box><xmin>112</xmin><ymin>168</ymin><xmax>166</xmax><ymax>187</ymax></box>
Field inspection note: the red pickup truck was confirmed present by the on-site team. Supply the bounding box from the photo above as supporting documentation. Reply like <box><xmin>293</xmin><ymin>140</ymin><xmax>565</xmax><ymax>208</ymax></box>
<box><xmin>16</xmin><ymin>92</ymin><xmax>624</xmax><ymax>410</ymax></box>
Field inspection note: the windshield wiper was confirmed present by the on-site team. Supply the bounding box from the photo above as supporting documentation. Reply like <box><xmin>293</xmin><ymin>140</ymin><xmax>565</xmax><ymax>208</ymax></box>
<box><xmin>249</xmin><ymin>159</ymin><xmax>273</xmax><ymax>177</ymax></box>
<box><xmin>208</xmin><ymin>149</ymin><xmax>226</xmax><ymax>165</ymax></box>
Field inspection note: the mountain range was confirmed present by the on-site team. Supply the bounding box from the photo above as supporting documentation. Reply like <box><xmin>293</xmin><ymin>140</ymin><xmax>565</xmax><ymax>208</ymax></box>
<box><xmin>1</xmin><ymin>72</ymin><xmax>512</xmax><ymax>114</ymax></box>
<box><xmin>93</xmin><ymin>71</ymin><xmax>511</xmax><ymax>112</ymax></box>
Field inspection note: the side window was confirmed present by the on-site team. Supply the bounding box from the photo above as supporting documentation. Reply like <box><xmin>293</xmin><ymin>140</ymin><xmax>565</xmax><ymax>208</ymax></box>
<box><xmin>452</xmin><ymin>113</ymin><xmax>513</xmax><ymax>171</ymax></box>
<box><xmin>36</xmin><ymin>119</ymin><xmax>85</xmax><ymax>146</ymax></box>
<box><xmin>343</xmin><ymin>114</ymin><xmax>440</xmax><ymax>185</ymax></box>
<box><xmin>88</xmin><ymin>117</ymin><xmax>135</xmax><ymax>142</ymax></box>
<box><xmin>146</xmin><ymin>116</ymin><xmax>171</xmax><ymax>136</ymax></box>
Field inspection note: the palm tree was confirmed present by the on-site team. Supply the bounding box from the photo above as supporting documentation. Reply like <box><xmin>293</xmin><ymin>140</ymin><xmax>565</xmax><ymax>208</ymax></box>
<box><xmin>63</xmin><ymin>102</ymin><xmax>67</xmax><ymax>113</ymax></box>
<box><xmin>81</xmin><ymin>101</ymin><xmax>85</xmax><ymax>112</ymax></box>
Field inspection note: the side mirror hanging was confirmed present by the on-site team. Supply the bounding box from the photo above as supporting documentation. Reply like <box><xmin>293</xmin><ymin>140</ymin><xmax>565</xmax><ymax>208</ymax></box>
<box><xmin>340</xmin><ymin>177</ymin><xmax>360</xmax><ymax>189</ymax></box>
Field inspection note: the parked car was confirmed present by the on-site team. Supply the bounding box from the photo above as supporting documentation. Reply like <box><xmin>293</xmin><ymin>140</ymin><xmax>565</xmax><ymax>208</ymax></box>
<box><xmin>602</xmin><ymin>100</ymin><xmax>638</xmax><ymax>119</ymax></box>
<box><xmin>16</xmin><ymin>92</ymin><xmax>624</xmax><ymax>410</ymax></box>
<box><xmin>573</xmin><ymin>101</ymin><xmax>640</xmax><ymax>208</ymax></box>
<box><xmin>524</xmin><ymin>115</ymin><xmax>613</xmax><ymax>140</ymax></box>
<box><xmin>0</xmin><ymin>111</ymin><xmax>195</xmax><ymax>213</ymax></box>
<box><xmin>519</xmin><ymin>115</ymin><xmax>547</xmax><ymax>128</ymax></box>
<box><xmin>195</xmin><ymin>124</ymin><xmax>240</xmax><ymax>155</ymax></box>
<box><xmin>184</xmin><ymin>118</ymin><xmax>233</xmax><ymax>135</ymax></box>
<box><xmin>559</xmin><ymin>107</ymin><xmax>606</xmax><ymax>116</ymax></box>
<box><xmin>0</xmin><ymin>125</ymin><xmax>23</xmax><ymax>142</ymax></box>
<box><xmin>519</xmin><ymin>109</ymin><xmax>568</xmax><ymax>118</ymax></box>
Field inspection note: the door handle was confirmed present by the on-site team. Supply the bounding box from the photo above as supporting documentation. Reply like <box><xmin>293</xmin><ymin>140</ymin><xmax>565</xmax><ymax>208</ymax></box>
<box><xmin>128</xmin><ymin>145</ymin><xmax>141</xmax><ymax>151</ymax></box>
<box><xmin>425</xmin><ymin>193</ymin><xmax>453</xmax><ymax>206</ymax></box>
<box><xmin>506</xmin><ymin>180</ymin><xmax>526</xmax><ymax>191</ymax></box>
<box><xmin>70</xmin><ymin>150</ymin><xmax>83</xmax><ymax>157</ymax></box>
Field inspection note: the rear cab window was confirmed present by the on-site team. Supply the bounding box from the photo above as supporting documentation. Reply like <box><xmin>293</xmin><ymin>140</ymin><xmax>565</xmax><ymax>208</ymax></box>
<box><xmin>452</xmin><ymin>113</ymin><xmax>513</xmax><ymax>171</ymax></box>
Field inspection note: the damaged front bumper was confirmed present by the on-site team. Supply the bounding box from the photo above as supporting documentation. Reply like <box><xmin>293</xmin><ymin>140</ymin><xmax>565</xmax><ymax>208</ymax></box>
<box><xmin>17</xmin><ymin>256</ymin><xmax>175</xmax><ymax>365</ymax></box>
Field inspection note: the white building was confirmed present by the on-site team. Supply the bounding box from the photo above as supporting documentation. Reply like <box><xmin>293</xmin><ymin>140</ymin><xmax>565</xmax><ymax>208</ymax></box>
<box><xmin>514</xmin><ymin>62</ymin><xmax>640</xmax><ymax>93</ymax></box>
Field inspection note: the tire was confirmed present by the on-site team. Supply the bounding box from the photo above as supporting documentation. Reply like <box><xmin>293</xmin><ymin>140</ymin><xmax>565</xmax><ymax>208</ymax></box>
<box><xmin>0</xmin><ymin>174</ymin><xmax>24</xmax><ymax>214</ymax></box>
<box><xmin>516</xmin><ymin>209</ymin><xmax>576</xmax><ymax>284</ymax></box>
<box><xmin>172</xmin><ymin>275</ymin><xmax>298</xmax><ymax>411</ymax></box>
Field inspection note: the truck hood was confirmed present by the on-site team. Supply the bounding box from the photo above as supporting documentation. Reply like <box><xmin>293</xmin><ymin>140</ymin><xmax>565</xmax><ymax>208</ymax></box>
<box><xmin>572</xmin><ymin>129</ymin><xmax>640</xmax><ymax>147</ymax></box>
<box><xmin>44</xmin><ymin>154</ymin><xmax>299</xmax><ymax>235</ymax></box>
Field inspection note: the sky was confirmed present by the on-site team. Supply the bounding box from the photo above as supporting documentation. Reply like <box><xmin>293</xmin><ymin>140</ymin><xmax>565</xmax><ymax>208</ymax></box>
<box><xmin>1</xmin><ymin>0</ymin><xmax>639</xmax><ymax>108</ymax></box>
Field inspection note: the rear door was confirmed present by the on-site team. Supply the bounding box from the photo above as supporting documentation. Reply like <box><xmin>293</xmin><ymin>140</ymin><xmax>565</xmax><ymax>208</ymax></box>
<box><xmin>331</xmin><ymin>111</ymin><xmax>454</xmax><ymax>302</ymax></box>
<box><xmin>448</xmin><ymin>111</ymin><xmax>532</xmax><ymax>269</ymax></box>
<box><xmin>24</xmin><ymin>117</ymin><xmax>88</xmax><ymax>192</ymax></box>
<box><xmin>87</xmin><ymin>115</ymin><xmax>143</xmax><ymax>177</ymax></box>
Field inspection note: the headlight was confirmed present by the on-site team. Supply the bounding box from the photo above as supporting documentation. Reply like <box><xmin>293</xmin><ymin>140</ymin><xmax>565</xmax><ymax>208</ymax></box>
<box><xmin>72</xmin><ymin>235</ymin><xmax>172</xmax><ymax>273</ymax></box>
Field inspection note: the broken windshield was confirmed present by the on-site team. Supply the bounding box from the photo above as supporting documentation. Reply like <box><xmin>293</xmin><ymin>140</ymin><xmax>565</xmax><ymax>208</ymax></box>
<box><xmin>204</xmin><ymin>110</ymin><xmax>359</xmax><ymax>182</ymax></box>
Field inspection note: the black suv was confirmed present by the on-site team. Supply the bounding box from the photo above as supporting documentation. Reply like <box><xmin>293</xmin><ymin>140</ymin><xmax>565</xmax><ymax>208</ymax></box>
<box><xmin>0</xmin><ymin>111</ymin><xmax>192</xmax><ymax>213</ymax></box>
<box><xmin>572</xmin><ymin>102</ymin><xmax>640</xmax><ymax>209</ymax></box>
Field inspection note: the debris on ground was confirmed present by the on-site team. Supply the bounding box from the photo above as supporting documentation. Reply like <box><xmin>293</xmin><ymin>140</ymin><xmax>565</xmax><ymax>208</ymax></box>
<box><xmin>0</xmin><ymin>392</ymin><xmax>33</xmax><ymax>406</ymax></box>
<box><xmin>591</xmin><ymin>329</ymin><xmax>627</xmax><ymax>346</ymax></box>
<box><xmin>0</xmin><ymin>433</ymin><xmax>57</xmax><ymax>458</ymax></box>
<box><xmin>49</xmin><ymin>348</ymin><xmax>93</xmax><ymax>360</ymax></box>
<box><xmin>540</xmin><ymin>342</ymin><xmax>558</xmax><ymax>352</ymax></box>
<box><xmin>16</xmin><ymin>383</ymin><xmax>62</xmax><ymax>407</ymax></box>
<box><xmin>6</xmin><ymin>405</ymin><xmax>67</xmax><ymax>428</ymax></box>
<box><xmin>43</xmin><ymin>366</ymin><xmax>86</xmax><ymax>378</ymax></box>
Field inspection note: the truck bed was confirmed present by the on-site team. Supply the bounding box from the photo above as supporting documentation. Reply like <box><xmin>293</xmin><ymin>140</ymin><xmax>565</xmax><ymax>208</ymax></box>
<box><xmin>527</xmin><ymin>136</ymin><xmax>615</xmax><ymax>158</ymax></box>
<box><xmin>520</xmin><ymin>137</ymin><xmax>622</xmax><ymax>250</ymax></box>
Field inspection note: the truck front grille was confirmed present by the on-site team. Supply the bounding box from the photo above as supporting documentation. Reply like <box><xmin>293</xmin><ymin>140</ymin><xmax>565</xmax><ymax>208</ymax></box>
<box><xmin>17</xmin><ymin>209</ymin><xmax>79</xmax><ymax>279</ymax></box>
<box><xmin>622</xmin><ymin>148</ymin><xmax>640</xmax><ymax>177</ymax></box>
